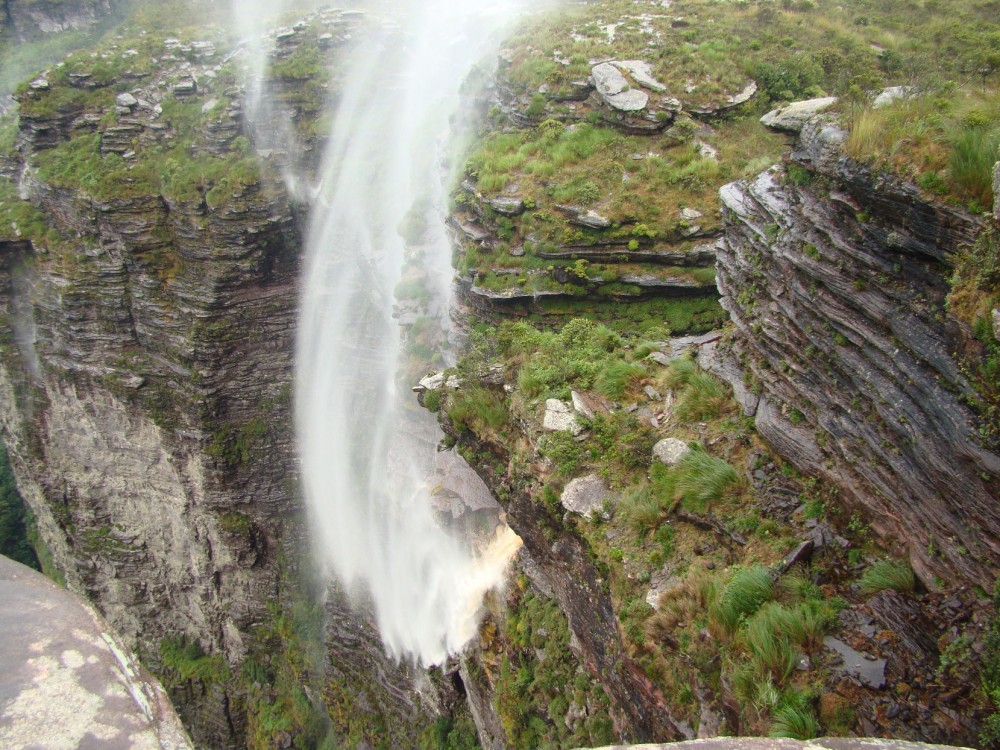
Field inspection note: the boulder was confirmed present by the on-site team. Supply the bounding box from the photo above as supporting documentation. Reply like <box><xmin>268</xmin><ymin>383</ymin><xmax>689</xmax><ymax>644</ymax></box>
<box><xmin>556</xmin><ymin>204</ymin><xmax>612</xmax><ymax>229</ymax></box>
<box><xmin>487</xmin><ymin>196</ymin><xmax>526</xmax><ymax>216</ymax></box>
<box><xmin>653</xmin><ymin>438</ymin><xmax>690</xmax><ymax>466</ymax></box>
<box><xmin>613</xmin><ymin>60</ymin><xmax>667</xmax><ymax>92</ymax></box>
<box><xmin>591</xmin><ymin>62</ymin><xmax>649</xmax><ymax>112</ymax></box>
<box><xmin>543</xmin><ymin>399</ymin><xmax>583</xmax><ymax>435</ymax></box>
<box><xmin>992</xmin><ymin>308</ymin><xmax>1000</xmax><ymax>341</ymax></box>
<box><xmin>116</xmin><ymin>92</ymin><xmax>138</xmax><ymax>108</ymax></box>
<box><xmin>760</xmin><ymin>97</ymin><xmax>837</xmax><ymax>133</ymax></box>
<box><xmin>680</xmin><ymin>207</ymin><xmax>703</xmax><ymax>221</ymax></box>
<box><xmin>571</xmin><ymin>390</ymin><xmax>595</xmax><ymax>420</ymax></box>
<box><xmin>560</xmin><ymin>474</ymin><xmax>618</xmax><ymax>518</ymax></box>
<box><xmin>823</xmin><ymin>636</ymin><xmax>887</xmax><ymax>689</ymax></box>
<box><xmin>872</xmin><ymin>85</ymin><xmax>914</xmax><ymax>109</ymax></box>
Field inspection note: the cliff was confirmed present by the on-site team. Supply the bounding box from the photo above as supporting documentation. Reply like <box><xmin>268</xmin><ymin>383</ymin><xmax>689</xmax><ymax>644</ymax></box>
<box><xmin>0</xmin><ymin>14</ymin><xmax>443</xmax><ymax>748</ymax></box>
<box><xmin>713</xmin><ymin>115</ymin><xmax>1000</xmax><ymax>589</ymax></box>
<box><xmin>1</xmin><ymin>0</ymin><xmax>114</xmax><ymax>42</ymax></box>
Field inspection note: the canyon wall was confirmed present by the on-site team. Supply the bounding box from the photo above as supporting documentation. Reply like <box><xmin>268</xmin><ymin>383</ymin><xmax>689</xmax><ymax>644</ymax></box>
<box><xmin>713</xmin><ymin>116</ymin><xmax>1000</xmax><ymax>588</ymax></box>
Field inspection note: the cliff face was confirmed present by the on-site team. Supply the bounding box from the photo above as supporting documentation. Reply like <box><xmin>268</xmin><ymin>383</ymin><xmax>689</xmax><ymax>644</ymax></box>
<box><xmin>714</xmin><ymin>116</ymin><xmax>1000</xmax><ymax>588</ymax></box>
<box><xmin>0</xmin><ymin>15</ymin><xmax>442</xmax><ymax>748</ymax></box>
<box><xmin>3</xmin><ymin>0</ymin><xmax>113</xmax><ymax>42</ymax></box>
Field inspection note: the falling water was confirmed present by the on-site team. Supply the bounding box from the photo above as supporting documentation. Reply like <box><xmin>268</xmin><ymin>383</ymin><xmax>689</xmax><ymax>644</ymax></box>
<box><xmin>293</xmin><ymin>0</ymin><xmax>529</xmax><ymax>665</ymax></box>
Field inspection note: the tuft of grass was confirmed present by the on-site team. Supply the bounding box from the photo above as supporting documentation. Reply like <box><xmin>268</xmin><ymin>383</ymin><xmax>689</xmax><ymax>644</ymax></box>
<box><xmin>859</xmin><ymin>559</ymin><xmax>915</xmax><ymax>595</ymax></box>
<box><xmin>447</xmin><ymin>387</ymin><xmax>508</xmax><ymax>435</ymax></box>
<box><xmin>662</xmin><ymin>356</ymin><xmax>733</xmax><ymax>422</ymax></box>
<box><xmin>711</xmin><ymin>565</ymin><xmax>775</xmax><ymax>634</ymax></box>
<box><xmin>769</xmin><ymin>700</ymin><xmax>820</xmax><ymax>740</ymax></box>
<box><xmin>594</xmin><ymin>361</ymin><xmax>647</xmax><ymax>400</ymax></box>
<box><xmin>653</xmin><ymin>447</ymin><xmax>740</xmax><ymax>513</ymax></box>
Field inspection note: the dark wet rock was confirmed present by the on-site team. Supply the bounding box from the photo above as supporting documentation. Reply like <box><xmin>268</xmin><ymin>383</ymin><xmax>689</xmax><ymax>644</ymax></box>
<box><xmin>824</xmin><ymin>636</ymin><xmax>888</xmax><ymax>689</ymax></box>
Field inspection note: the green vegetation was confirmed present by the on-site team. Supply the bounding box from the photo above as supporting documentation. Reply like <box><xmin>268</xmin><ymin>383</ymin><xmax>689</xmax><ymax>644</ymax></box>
<box><xmin>241</xmin><ymin>600</ymin><xmax>337</xmax><ymax>750</ymax></box>
<box><xmin>0</xmin><ymin>441</ymin><xmax>39</xmax><ymax>569</ymax></box>
<box><xmin>858</xmin><ymin>558</ymin><xmax>916</xmax><ymax>595</ymax></box>
<box><xmin>846</xmin><ymin>92</ymin><xmax>1000</xmax><ymax>212</ymax></box>
<box><xmin>158</xmin><ymin>635</ymin><xmax>231</xmax><ymax>690</ymax></box>
<box><xmin>490</xmin><ymin>584</ymin><xmax>616</xmax><ymax>749</ymax></box>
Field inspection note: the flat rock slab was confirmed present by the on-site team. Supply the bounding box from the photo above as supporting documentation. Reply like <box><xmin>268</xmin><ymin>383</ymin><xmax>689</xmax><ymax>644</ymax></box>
<box><xmin>0</xmin><ymin>555</ymin><xmax>192</xmax><ymax>749</ymax></box>
<box><xmin>544</xmin><ymin>399</ymin><xmax>583</xmax><ymax>435</ymax></box>
<box><xmin>561</xmin><ymin>474</ymin><xmax>619</xmax><ymax>518</ymax></box>
<box><xmin>824</xmin><ymin>635</ymin><xmax>888</xmax><ymax>689</ymax></box>
<box><xmin>760</xmin><ymin>96</ymin><xmax>838</xmax><ymax>132</ymax></box>
<box><xmin>591</xmin><ymin>62</ymin><xmax>649</xmax><ymax>111</ymax></box>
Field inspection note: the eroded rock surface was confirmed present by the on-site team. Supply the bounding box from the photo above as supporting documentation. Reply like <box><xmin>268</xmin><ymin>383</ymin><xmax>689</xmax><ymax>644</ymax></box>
<box><xmin>0</xmin><ymin>555</ymin><xmax>192</xmax><ymax>749</ymax></box>
<box><xmin>713</xmin><ymin>116</ymin><xmax>1000</xmax><ymax>587</ymax></box>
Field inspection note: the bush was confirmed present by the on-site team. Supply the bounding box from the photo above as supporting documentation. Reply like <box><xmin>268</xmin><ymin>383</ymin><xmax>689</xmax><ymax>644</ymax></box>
<box><xmin>447</xmin><ymin>387</ymin><xmax>508</xmax><ymax>434</ymax></box>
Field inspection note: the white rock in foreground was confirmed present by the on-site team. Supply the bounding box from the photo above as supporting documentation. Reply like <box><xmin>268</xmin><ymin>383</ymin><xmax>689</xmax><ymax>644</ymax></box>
<box><xmin>653</xmin><ymin>437</ymin><xmax>690</xmax><ymax>466</ymax></box>
<box><xmin>544</xmin><ymin>399</ymin><xmax>583</xmax><ymax>435</ymax></box>
<box><xmin>760</xmin><ymin>97</ymin><xmax>837</xmax><ymax>132</ymax></box>
<box><xmin>561</xmin><ymin>474</ymin><xmax>618</xmax><ymax>518</ymax></box>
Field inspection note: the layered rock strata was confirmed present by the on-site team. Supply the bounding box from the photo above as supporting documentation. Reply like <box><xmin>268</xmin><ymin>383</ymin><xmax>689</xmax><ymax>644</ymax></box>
<box><xmin>713</xmin><ymin>116</ymin><xmax>1000</xmax><ymax>587</ymax></box>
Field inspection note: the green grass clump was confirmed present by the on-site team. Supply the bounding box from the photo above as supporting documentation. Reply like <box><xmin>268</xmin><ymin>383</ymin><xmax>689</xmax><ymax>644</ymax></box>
<box><xmin>447</xmin><ymin>387</ymin><xmax>508</xmax><ymax>434</ymax></box>
<box><xmin>594</xmin><ymin>361</ymin><xmax>647</xmax><ymax>400</ymax></box>
<box><xmin>652</xmin><ymin>446</ymin><xmax>740</xmax><ymax>513</ymax></box>
<box><xmin>769</xmin><ymin>695</ymin><xmax>820</xmax><ymax>740</ymax></box>
<box><xmin>662</xmin><ymin>356</ymin><xmax>733</xmax><ymax>422</ymax></box>
<box><xmin>712</xmin><ymin>565</ymin><xmax>776</xmax><ymax>634</ymax></box>
<box><xmin>859</xmin><ymin>558</ymin><xmax>915</xmax><ymax>595</ymax></box>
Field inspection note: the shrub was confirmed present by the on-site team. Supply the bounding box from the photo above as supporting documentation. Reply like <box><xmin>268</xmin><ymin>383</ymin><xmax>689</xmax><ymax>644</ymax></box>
<box><xmin>859</xmin><ymin>559</ymin><xmax>915</xmax><ymax>595</ymax></box>
<box><xmin>447</xmin><ymin>387</ymin><xmax>508</xmax><ymax>434</ymax></box>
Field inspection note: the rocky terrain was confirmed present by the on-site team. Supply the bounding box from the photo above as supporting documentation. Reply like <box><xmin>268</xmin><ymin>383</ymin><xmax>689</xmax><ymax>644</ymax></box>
<box><xmin>1</xmin><ymin>0</ymin><xmax>999</xmax><ymax>749</ymax></box>
<box><xmin>0</xmin><ymin>9</ymin><xmax>446</xmax><ymax>748</ymax></box>
<box><xmin>1</xmin><ymin>0</ymin><xmax>115</xmax><ymax>42</ymax></box>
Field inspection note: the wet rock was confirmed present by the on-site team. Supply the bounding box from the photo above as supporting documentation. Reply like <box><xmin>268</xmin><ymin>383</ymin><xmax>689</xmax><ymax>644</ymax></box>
<box><xmin>543</xmin><ymin>398</ymin><xmax>583</xmax><ymax>435</ymax></box>
<box><xmin>760</xmin><ymin>96</ymin><xmax>837</xmax><ymax>132</ymax></box>
<box><xmin>824</xmin><ymin>636</ymin><xmax>888</xmax><ymax>689</ymax></box>
<box><xmin>560</xmin><ymin>474</ymin><xmax>619</xmax><ymax>518</ymax></box>
<box><xmin>414</xmin><ymin>371</ymin><xmax>460</xmax><ymax>392</ymax></box>
<box><xmin>653</xmin><ymin>437</ymin><xmax>690</xmax><ymax>466</ymax></box>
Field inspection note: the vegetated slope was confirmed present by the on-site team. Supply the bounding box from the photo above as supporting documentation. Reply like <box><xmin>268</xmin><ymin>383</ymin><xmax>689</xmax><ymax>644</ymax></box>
<box><xmin>427</xmin><ymin>0</ymin><xmax>1000</xmax><ymax>746</ymax></box>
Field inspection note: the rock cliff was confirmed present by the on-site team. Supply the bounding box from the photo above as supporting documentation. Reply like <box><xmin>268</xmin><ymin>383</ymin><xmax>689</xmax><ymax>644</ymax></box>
<box><xmin>712</xmin><ymin>116</ymin><xmax>1000</xmax><ymax>588</ymax></box>
<box><xmin>2</xmin><ymin>0</ymin><xmax>114</xmax><ymax>42</ymax></box>
<box><xmin>0</xmin><ymin>15</ymin><xmax>442</xmax><ymax>748</ymax></box>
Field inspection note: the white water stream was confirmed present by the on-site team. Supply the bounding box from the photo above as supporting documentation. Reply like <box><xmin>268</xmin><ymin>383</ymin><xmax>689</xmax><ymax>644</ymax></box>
<box><xmin>262</xmin><ymin>0</ymin><xmax>532</xmax><ymax>665</ymax></box>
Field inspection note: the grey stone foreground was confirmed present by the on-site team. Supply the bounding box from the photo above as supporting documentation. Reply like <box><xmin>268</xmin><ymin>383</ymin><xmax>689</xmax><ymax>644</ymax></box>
<box><xmin>584</xmin><ymin>739</ymin><xmax>973</xmax><ymax>750</ymax></box>
<box><xmin>0</xmin><ymin>555</ymin><xmax>192</xmax><ymax>750</ymax></box>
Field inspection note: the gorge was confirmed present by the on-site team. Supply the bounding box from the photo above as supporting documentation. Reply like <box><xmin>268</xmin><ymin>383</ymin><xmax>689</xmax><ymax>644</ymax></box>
<box><xmin>0</xmin><ymin>0</ymin><xmax>999</xmax><ymax>748</ymax></box>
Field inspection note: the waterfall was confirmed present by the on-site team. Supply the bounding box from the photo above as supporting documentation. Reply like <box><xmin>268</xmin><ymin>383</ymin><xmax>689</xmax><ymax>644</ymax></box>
<box><xmin>291</xmin><ymin>0</ymin><xmax>529</xmax><ymax>666</ymax></box>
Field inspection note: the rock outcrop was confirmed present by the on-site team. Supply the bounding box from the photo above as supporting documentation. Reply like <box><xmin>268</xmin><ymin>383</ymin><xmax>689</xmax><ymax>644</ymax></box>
<box><xmin>0</xmin><ymin>554</ymin><xmax>193</xmax><ymax>749</ymax></box>
<box><xmin>713</xmin><ymin>116</ymin><xmax>1000</xmax><ymax>588</ymax></box>
<box><xmin>3</xmin><ymin>0</ymin><xmax>113</xmax><ymax>42</ymax></box>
